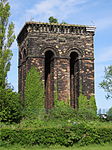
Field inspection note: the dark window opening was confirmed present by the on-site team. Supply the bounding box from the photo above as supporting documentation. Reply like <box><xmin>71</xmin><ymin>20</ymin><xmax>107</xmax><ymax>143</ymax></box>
<box><xmin>70</xmin><ymin>52</ymin><xmax>79</xmax><ymax>109</ymax></box>
<box><xmin>45</xmin><ymin>50</ymin><xmax>54</xmax><ymax>110</ymax></box>
<box><xmin>23</xmin><ymin>49</ymin><xmax>27</xmax><ymax>58</ymax></box>
<box><xmin>19</xmin><ymin>52</ymin><xmax>22</xmax><ymax>59</ymax></box>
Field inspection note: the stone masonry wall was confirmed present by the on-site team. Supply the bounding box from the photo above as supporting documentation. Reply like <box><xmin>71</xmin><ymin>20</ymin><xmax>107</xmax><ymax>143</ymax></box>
<box><xmin>17</xmin><ymin>22</ymin><xmax>95</xmax><ymax>109</ymax></box>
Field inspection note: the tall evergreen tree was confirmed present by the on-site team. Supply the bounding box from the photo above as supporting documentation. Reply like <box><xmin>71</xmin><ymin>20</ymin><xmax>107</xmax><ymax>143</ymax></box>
<box><xmin>0</xmin><ymin>0</ymin><xmax>15</xmax><ymax>88</ymax></box>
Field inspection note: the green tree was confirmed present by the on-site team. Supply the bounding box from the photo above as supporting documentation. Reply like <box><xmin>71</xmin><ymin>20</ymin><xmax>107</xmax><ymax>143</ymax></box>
<box><xmin>0</xmin><ymin>88</ymin><xmax>22</xmax><ymax>123</ymax></box>
<box><xmin>0</xmin><ymin>0</ymin><xmax>15</xmax><ymax>88</ymax></box>
<box><xmin>49</xmin><ymin>16</ymin><xmax>58</xmax><ymax>23</ymax></box>
<box><xmin>107</xmin><ymin>107</ymin><xmax>112</xmax><ymax>121</ymax></box>
<box><xmin>0</xmin><ymin>0</ymin><xmax>20</xmax><ymax>123</ymax></box>
<box><xmin>24</xmin><ymin>67</ymin><xmax>44</xmax><ymax>119</ymax></box>
<box><xmin>100</xmin><ymin>65</ymin><xmax>112</xmax><ymax>99</ymax></box>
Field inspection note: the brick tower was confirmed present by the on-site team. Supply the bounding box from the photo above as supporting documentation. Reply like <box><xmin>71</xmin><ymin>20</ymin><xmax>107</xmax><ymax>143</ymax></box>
<box><xmin>17</xmin><ymin>22</ymin><xmax>95</xmax><ymax>109</ymax></box>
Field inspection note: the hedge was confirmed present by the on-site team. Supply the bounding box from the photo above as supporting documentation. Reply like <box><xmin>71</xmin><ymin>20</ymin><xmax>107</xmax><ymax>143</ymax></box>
<box><xmin>1</xmin><ymin>123</ymin><xmax>112</xmax><ymax>146</ymax></box>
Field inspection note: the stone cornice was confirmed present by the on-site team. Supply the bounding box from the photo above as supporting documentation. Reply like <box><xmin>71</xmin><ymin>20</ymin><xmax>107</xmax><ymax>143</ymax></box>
<box><xmin>17</xmin><ymin>22</ymin><xmax>96</xmax><ymax>44</ymax></box>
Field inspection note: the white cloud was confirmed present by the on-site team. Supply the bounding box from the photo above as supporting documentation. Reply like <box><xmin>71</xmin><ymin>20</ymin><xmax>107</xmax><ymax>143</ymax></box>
<box><xmin>26</xmin><ymin>0</ymin><xmax>88</xmax><ymax>22</ymax></box>
<box><xmin>9</xmin><ymin>0</ymin><xmax>112</xmax><ymax>35</ymax></box>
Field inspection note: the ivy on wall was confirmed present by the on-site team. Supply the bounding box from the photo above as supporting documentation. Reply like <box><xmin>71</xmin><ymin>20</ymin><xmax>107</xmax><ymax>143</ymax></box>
<box><xmin>24</xmin><ymin>67</ymin><xmax>44</xmax><ymax>119</ymax></box>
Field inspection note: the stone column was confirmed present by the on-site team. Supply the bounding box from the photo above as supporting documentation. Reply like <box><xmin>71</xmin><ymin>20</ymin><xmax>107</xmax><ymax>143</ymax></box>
<box><xmin>56</xmin><ymin>58</ymin><xmax>70</xmax><ymax>102</ymax></box>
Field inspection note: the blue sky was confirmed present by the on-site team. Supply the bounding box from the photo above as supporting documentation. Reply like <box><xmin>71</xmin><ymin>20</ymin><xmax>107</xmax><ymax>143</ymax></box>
<box><xmin>8</xmin><ymin>0</ymin><xmax>112</xmax><ymax>111</ymax></box>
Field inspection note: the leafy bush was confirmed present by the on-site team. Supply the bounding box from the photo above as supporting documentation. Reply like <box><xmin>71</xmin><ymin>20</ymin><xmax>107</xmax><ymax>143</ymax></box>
<box><xmin>49</xmin><ymin>16</ymin><xmax>58</xmax><ymax>23</ymax></box>
<box><xmin>0</xmin><ymin>88</ymin><xmax>22</xmax><ymax>123</ymax></box>
<box><xmin>48</xmin><ymin>100</ymin><xmax>76</xmax><ymax>120</ymax></box>
<box><xmin>107</xmin><ymin>107</ymin><xmax>112</xmax><ymax>121</ymax></box>
<box><xmin>46</xmin><ymin>94</ymin><xmax>97</xmax><ymax>121</ymax></box>
<box><xmin>1</xmin><ymin>122</ymin><xmax>112</xmax><ymax>146</ymax></box>
<box><xmin>78</xmin><ymin>94</ymin><xmax>97</xmax><ymax>120</ymax></box>
<box><xmin>24</xmin><ymin>67</ymin><xmax>44</xmax><ymax>119</ymax></box>
<box><xmin>17</xmin><ymin>118</ymin><xmax>45</xmax><ymax>128</ymax></box>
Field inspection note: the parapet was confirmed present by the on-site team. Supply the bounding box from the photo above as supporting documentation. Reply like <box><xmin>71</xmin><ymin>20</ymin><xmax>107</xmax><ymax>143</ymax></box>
<box><xmin>17</xmin><ymin>22</ymin><xmax>96</xmax><ymax>45</ymax></box>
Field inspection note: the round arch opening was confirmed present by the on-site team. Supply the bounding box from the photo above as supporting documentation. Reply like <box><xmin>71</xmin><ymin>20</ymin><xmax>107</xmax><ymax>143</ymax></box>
<box><xmin>70</xmin><ymin>51</ymin><xmax>80</xmax><ymax>109</ymax></box>
<box><xmin>45</xmin><ymin>50</ymin><xmax>54</xmax><ymax>110</ymax></box>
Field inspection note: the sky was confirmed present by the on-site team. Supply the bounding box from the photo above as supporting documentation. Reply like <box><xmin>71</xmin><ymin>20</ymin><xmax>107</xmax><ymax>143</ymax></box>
<box><xmin>8</xmin><ymin>0</ymin><xmax>112</xmax><ymax>111</ymax></box>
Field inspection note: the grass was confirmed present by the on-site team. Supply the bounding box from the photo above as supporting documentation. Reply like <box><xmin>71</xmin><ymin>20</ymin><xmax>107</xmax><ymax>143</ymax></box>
<box><xmin>0</xmin><ymin>143</ymin><xmax>112</xmax><ymax>150</ymax></box>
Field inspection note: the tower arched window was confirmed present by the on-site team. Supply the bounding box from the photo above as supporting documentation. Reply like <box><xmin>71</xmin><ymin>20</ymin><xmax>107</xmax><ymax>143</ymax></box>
<box><xmin>23</xmin><ymin>49</ymin><xmax>27</xmax><ymax>59</ymax></box>
<box><xmin>70</xmin><ymin>51</ymin><xmax>80</xmax><ymax>109</ymax></box>
<box><xmin>45</xmin><ymin>50</ymin><xmax>54</xmax><ymax>110</ymax></box>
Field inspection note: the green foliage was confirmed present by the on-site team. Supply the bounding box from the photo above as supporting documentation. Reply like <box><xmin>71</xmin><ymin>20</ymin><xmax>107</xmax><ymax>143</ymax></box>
<box><xmin>0</xmin><ymin>0</ymin><xmax>16</xmax><ymax>88</ymax></box>
<box><xmin>1</xmin><ymin>143</ymin><xmax>112</xmax><ymax>150</ymax></box>
<box><xmin>78</xmin><ymin>94</ymin><xmax>88</xmax><ymax>110</ymax></box>
<box><xmin>61</xmin><ymin>21</ymin><xmax>67</xmax><ymax>24</ymax></box>
<box><xmin>0</xmin><ymin>88</ymin><xmax>22</xmax><ymax>123</ymax></box>
<box><xmin>1</xmin><ymin>122</ymin><xmax>112</xmax><ymax>146</ymax></box>
<box><xmin>49</xmin><ymin>16</ymin><xmax>58</xmax><ymax>23</ymax></box>
<box><xmin>89</xmin><ymin>96</ymin><xmax>97</xmax><ymax>114</ymax></box>
<box><xmin>47</xmin><ymin>94</ymin><xmax>97</xmax><ymax>121</ymax></box>
<box><xmin>48</xmin><ymin>16</ymin><xmax>68</xmax><ymax>24</ymax></box>
<box><xmin>48</xmin><ymin>100</ymin><xmax>75</xmax><ymax>120</ymax></box>
<box><xmin>78</xmin><ymin>94</ymin><xmax>97</xmax><ymax>120</ymax></box>
<box><xmin>107</xmin><ymin>107</ymin><xmax>112</xmax><ymax>121</ymax></box>
<box><xmin>54</xmin><ymin>82</ymin><xmax>58</xmax><ymax>102</ymax></box>
<box><xmin>100</xmin><ymin>65</ymin><xmax>112</xmax><ymax>99</ymax></box>
<box><xmin>18</xmin><ymin>118</ymin><xmax>45</xmax><ymax>128</ymax></box>
<box><xmin>24</xmin><ymin>67</ymin><xmax>44</xmax><ymax>119</ymax></box>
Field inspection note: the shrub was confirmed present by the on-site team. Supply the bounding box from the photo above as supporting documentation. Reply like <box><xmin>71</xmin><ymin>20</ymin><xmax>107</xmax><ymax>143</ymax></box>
<box><xmin>107</xmin><ymin>107</ymin><xmax>112</xmax><ymax>121</ymax></box>
<box><xmin>47</xmin><ymin>94</ymin><xmax>97</xmax><ymax>121</ymax></box>
<box><xmin>78</xmin><ymin>94</ymin><xmax>97</xmax><ymax>120</ymax></box>
<box><xmin>49</xmin><ymin>16</ymin><xmax>58</xmax><ymax>23</ymax></box>
<box><xmin>24</xmin><ymin>67</ymin><xmax>44</xmax><ymax>119</ymax></box>
<box><xmin>1</xmin><ymin>122</ymin><xmax>112</xmax><ymax>146</ymax></box>
<box><xmin>0</xmin><ymin>88</ymin><xmax>22</xmax><ymax>123</ymax></box>
<box><xmin>47</xmin><ymin>100</ymin><xmax>76</xmax><ymax>121</ymax></box>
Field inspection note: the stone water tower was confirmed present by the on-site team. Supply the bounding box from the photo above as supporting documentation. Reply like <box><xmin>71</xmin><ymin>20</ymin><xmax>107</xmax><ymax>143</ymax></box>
<box><xmin>17</xmin><ymin>22</ymin><xmax>95</xmax><ymax>109</ymax></box>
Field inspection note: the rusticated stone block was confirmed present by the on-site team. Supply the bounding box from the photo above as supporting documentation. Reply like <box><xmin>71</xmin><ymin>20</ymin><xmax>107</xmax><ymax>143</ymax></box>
<box><xmin>17</xmin><ymin>22</ymin><xmax>95</xmax><ymax>109</ymax></box>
